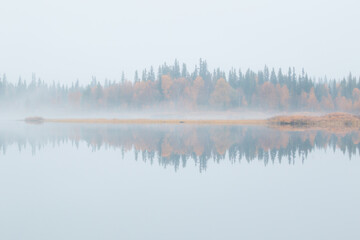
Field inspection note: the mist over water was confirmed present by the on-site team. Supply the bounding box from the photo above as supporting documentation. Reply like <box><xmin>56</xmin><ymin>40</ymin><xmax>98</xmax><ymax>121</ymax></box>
<box><xmin>1</xmin><ymin>0</ymin><xmax>360</xmax><ymax>238</ymax></box>
<box><xmin>1</xmin><ymin>59</ymin><xmax>360</xmax><ymax>120</ymax></box>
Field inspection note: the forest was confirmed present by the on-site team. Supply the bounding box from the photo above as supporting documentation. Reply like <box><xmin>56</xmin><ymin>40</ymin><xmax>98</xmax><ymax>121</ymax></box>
<box><xmin>1</xmin><ymin>59</ymin><xmax>360</xmax><ymax>112</ymax></box>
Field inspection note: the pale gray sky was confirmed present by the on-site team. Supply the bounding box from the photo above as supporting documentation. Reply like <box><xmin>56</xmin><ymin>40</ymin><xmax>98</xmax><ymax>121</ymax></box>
<box><xmin>0</xmin><ymin>0</ymin><xmax>359</xmax><ymax>84</ymax></box>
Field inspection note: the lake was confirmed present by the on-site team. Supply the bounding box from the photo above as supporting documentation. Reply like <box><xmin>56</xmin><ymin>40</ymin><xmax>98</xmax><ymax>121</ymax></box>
<box><xmin>0</xmin><ymin>122</ymin><xmax>359</xmax><ymax>240</ymax></box>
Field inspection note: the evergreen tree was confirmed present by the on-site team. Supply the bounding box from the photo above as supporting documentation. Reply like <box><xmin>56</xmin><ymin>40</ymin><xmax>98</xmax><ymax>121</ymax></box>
<box><xmin>263</xmin><ymin>65</ymin><xmax>269</xmax><ymax>82</ymax></box>
<box><xmin>278</xmin><ymin>68</ymin><xmax>284</xmax><ymax>85</ymax></box>
<box><xmin>142</xmin><ymin>69</ymin><xmax>147</xmax><ymax>82</ymax></box>
<box><xmin>121</xmin><ymin>72</ymin><xmax>125</xmax><ymax>83</ymax></box>
<box><xmin>181</xmin><ymin>63</ymin><xmax>188</xmax><ymax>78</ymax></box>
<box><xmin>148</xmin><ymin>66</ymin><xmax>155</xmax><ymax>82</ymax></box>
<box><xmin>270</xmin><ymin>68</ymin><xmax>277</xmax><ymax>85</ymax></box>
<box><xmin>173</xmin><ymin>59</ymin><xmax>180</xmax><ymax>78</ymax></box>
<box><xmin>134</xmin><ymin>70</ymin><xmax>140</xmax><ymax>83</ymax></box>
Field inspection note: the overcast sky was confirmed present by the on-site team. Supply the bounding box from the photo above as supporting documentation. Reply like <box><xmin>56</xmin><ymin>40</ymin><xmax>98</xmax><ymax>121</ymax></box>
<box><xmin>0</xmin><ymin>0</ymin><xmax>359</xmax><ymax>84</ymax></box>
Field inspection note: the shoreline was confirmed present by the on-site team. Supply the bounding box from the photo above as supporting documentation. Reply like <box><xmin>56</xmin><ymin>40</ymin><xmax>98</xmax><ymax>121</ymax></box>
<box><xmin>23</xmin><ymin>112</ymin><xmax>360</xmax><ymax>129</ymax></box>
<box><xmin>43</xmin><ymin>118</ymin><xmax>267</xmax><ymax>125</ymax></box>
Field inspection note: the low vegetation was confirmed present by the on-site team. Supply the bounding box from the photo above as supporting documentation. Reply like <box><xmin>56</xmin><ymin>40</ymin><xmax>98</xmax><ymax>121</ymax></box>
<box><xmin>44</xmin><ymin>118</ymin><xmax>266</xmax><ymax>125</ymax></box>
<box><xmin>268</xmin><ymin>112</ymin><xmax>360</xmax><ymax>128</ymax></box>
<box><xmin>24</xmin><ymin>117</ymin><xmax>45</xmax><ymax>124</ymax></box>
<box><xmin>24</xmin><ymin>112</ymin><xmax>360</xmax><ymax>129</ymax></box>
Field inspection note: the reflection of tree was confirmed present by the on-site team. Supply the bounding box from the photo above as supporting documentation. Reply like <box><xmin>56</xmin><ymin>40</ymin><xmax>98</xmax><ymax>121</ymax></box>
<box><xmin>0</xmin><ymin>124</ymin><xmax>359</xmax><ymax>171</ymax></box>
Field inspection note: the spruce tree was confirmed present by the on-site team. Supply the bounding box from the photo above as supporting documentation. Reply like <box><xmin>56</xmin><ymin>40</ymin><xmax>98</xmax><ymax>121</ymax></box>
<box><xmin>134</xmin><ymin>70</ymin><xmax>140</xmax><ymax>83</ymax></box>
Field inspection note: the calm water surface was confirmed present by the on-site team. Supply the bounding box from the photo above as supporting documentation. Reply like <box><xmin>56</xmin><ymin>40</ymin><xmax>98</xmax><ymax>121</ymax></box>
<box><xmin>0</xmin><ymin>122</ymin><xmax>359</xmax><ymax>240</ymax></box>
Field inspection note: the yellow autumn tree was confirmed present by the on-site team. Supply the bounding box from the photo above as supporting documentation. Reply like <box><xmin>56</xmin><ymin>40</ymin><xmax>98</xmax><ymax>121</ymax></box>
<box><xmin>133</xmin><ymin>81</ymin><xmax>160</xmax><ymax>106</ymax></box>
<box><xmin>169</xmin><ymin>77</ymin><xmax>188</xmax><ymax>102</ymax></box>
<box><xmin>335</xmin><ymin>95</ymin><xmax>352</xmax><ymax>112</ymax></box>
<box><xmin>210</xmin><ymin>78</ymin><xmax>235</xmax><ymax>108</ymax></box>
<box><xmin>319</xmin><ymin>85</ymin><xmax>334</xmax><ymax>111</ymax></box>
<box><xmin>300</xmin><ymin>91</ymin><xmax>308</xmax><ymax>110</ymax></box>
<box><xmin>352</xmin><ymin>88</ymin><xmax>360</xmax><ymax>112</ymax></box>
<box><xmin>161</xmin><ymin>75</ymin><xmax>172</xmax><ymax>100</ymax></box>
<box><xmin>259</xmin><ymin>82</ymin><xmax>278</xmax><ymax>109</ymax></box>
<box><xmin>320</xmin><ymin>95</ymin><xmax>335</xmax><ymax>111</ymax></box>
<box><xmin>307</xmin><ymin>87</ymin><xmax>319</xmax><ymax>110</ymax></box>
<box><xmin>191</xmin><ymin>76</ymin><xmax>205</xmax><ymax>105</ymax></box>
<box><xmin>278</xmin><ymin>84</ymin><xmax>290</xmax><ymax>110</ymax></box>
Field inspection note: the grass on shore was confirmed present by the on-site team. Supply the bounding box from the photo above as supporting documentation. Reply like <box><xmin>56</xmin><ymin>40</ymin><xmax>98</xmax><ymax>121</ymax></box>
<box><xmin>268</xmin><ymin>112</ymin><xmax>360</xmax><ymax>128</ymax></box>
<box><xmin>43</xmin><ymin>118</ymin><xmax>267</xmax><ymax>125</ymax></box>
<box><xmin>24</xmin><ymin>112</ymin><xmax>360</xmax><ymax>128</ymax></box>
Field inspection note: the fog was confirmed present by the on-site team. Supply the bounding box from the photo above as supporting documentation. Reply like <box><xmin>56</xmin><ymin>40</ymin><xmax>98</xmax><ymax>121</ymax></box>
<box><xmin>2</xmin><ymin>2</ymin><xmax>360</xmax><ymax>239</ymax></box>
<box><xmin>1</xmin><ymin>0</ymin><xmax>360</xmax><ymax>85</ymax></box>
<box><xmin>1</xmin><ymin>1</ymin><xmax>360</xmax><ymax>119</ymax></box>
<box><xmin>1</xmin><ymin>58</ymin><xmax>360</xmax><ymax>120</ymax></box>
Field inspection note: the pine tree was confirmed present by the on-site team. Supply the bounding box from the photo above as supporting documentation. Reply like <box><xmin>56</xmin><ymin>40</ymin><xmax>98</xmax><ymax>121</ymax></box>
<box><xmin>134</xmin><ymin>70</ymin><xmax>140</xmax><ymax>83</ymax></box>
<box><xmin>148</xmin><ymin>66</ymin><xmax>155</xmax><ymax>82</ymax></box>
<box><xmin>181</xmin><ymin>63</ymin><xmax>188</xmax><ymax>78</ymax></box>
<box><xmin>270</xmin><ymin>68</ymin><xmax>277</xmax><ymax>85</ymax></box>
<box><xmin>121</xmin><ymin>72</ymin><xmax>125</xmax><ymax>83</ymax></box>
<box><xmin>264</xmin><ymin>65</ymin><xmax>269</xmax><ymax>82</ymax></box>
<box><xmin>142</xmin><ymin>69</ymin><xmax>147</xmax><ymax>82</ymax></box>
<box><xmin>278</xmin><ymin>68</ymin><xmax>284</xmax><ymax>85</ymax></box>
<box><xmin>173</xmin><ymin>59</ymin><xmax>180</xmax><ymax>78</ymax></box>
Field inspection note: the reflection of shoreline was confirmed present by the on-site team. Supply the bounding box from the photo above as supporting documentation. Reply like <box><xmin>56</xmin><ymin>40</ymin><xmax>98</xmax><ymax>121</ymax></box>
<box><xmin>269</xmin><ymin>125</ymin><xmax>360</xmax><ymax>135</ymax></box>
<box><xmin>1</xmin><ymin>124</ymin><xmax>359</xmax><ymax>170</ymax></box>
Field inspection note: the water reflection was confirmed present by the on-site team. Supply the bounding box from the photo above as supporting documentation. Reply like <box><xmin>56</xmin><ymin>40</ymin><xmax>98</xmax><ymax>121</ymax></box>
<box><xmin>0</xmin><ymin>123</ymin><xmax>359</xmax><ymax>171</ymax></box>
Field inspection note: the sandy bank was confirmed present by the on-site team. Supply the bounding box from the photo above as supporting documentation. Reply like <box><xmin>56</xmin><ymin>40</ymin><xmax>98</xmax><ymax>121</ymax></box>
<box><xmin>24</xmin><ymin>113</ymin><xmax>360</xmax><ymax>128</ymax></box>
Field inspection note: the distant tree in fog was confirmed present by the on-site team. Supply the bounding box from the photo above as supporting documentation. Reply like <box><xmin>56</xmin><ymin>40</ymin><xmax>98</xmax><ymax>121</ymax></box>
<box><xmin>0</xmin><ymin>59</ymin><xmax>360</xmax><ymax>112</ymax></box>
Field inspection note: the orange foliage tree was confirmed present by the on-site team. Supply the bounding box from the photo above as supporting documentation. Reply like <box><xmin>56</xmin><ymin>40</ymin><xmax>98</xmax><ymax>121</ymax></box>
<box><xmin>259</xmin><ymin>82</ymin><xmax>278</xmax><ymax>109</ymax></box>
<box><xmin>352</xmin><ymin>88</ymin><xmax>360</xmax><ymax>112</ymax></box>
<box><xmin>191</xmin><ymin>76</ymin><xmax>205</xmax><ymax>105</ymax></box>
<box><xmin>161</xmin><ymin>75</ymin><xmax>173</xmax><ymax>100</ymax></box>
<box><xmin>335</xmin><ymin>95</ymin><xmax>353</xmax><ymax>112</ymax></box>
<box><xmin>307</xmin><ymin>87</ymin><xmax>319</xmax><ymax>110</ymax></box>
<box><xmin>210</xmin><ymin>78</ymin><xmax>235</xmax><ymax>108</ymax></box>
<box><xmin>279</xmin><ymin>85</ymin><xmax>290</xmax><ymax>110</ymax></box>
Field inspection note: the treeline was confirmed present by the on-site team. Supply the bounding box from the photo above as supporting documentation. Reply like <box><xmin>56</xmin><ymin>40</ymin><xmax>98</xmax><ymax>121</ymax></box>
<box><xmin>1</xmin><ymin>59</ymin><xmax>360</xmax><ymax>111</ymax></box>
